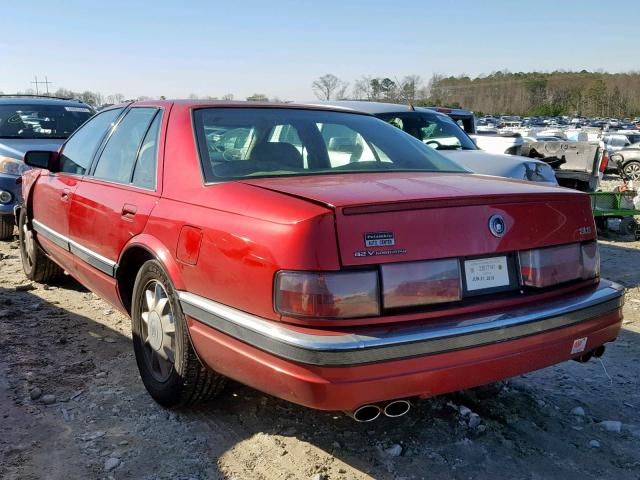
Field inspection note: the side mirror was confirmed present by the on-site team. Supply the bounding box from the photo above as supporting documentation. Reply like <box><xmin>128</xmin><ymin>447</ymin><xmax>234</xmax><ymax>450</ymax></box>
<box><xmin>23</xmin><ymin>151</ymin><xmax>58</xmax><ymax>171</ymax></box>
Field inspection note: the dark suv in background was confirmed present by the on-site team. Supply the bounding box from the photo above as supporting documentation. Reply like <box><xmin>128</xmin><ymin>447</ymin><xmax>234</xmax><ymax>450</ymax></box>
<box><xmin>0</xmin><ymin>95</ymin><xmax>94</xmax><ymax>239</ymax></box>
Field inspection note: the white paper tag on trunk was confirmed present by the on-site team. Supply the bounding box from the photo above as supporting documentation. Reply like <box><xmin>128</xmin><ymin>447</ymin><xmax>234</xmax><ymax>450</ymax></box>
<box><xmin>571</xmin><ymin>337</ymin><xmax>588</xmax><ymax>354</ymax></box>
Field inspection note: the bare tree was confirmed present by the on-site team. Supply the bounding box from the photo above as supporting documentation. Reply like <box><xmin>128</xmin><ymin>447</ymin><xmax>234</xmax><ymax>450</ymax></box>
<box><xmin>398</xmin><ymin>75</ymin><xmax>422</xmax><ymax>104</ymax></box>
<box><xmin>312</xmin><ymin>74</ymin><xmax>347</xmax><ymax>100</ymax></box>
<box><xmin>352</xmin><ymin>75</ymin><xmax>373</xmax><ymax>100</ymax></box>
<box><xmin>107</xmin><ymin>93</ymin><xmax>125</xmax><ymax>104</ymax></box>
<box><xmin>221</xmin><ymin>93</ymin><xmax>234</xmax><ymax>101</ymax></box>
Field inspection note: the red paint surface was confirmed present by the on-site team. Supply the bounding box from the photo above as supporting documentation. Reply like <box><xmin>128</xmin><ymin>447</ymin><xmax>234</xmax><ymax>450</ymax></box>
<box><xmin>176</xmin><ymin>226</ymin><xmax>203</xmax><ymax>265</ymax></box>
<box><xmin>188</xmin><ymin>309</ymin><xmax>622</xmax><ymax>411</ymax></box>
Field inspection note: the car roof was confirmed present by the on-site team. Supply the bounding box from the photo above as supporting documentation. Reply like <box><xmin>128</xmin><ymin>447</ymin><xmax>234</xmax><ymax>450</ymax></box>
<box><xmin>301</xmin><ymin>100</ymin><xmax>454</xmax><ymax>120</ymax></box>
<box><xmin>0</xmin><ymin>95</ymin><xmax>92</xmax><ymax>107</ymax></box>
<box><xmin>124</xmin><ymin>99</ymin><xmax>376</xmax><ymax>116</ymax></box>
<box><xmin>304</xmin><ymin>100</ymin><xmax>427</xmax><ymax>114</ymax></box>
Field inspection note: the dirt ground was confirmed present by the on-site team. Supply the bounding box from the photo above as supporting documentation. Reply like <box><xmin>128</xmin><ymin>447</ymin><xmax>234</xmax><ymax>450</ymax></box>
<box><xmin>1</xmin><ymin>187</ymin><xmax>639</xmax><ymax>479</ymax></box>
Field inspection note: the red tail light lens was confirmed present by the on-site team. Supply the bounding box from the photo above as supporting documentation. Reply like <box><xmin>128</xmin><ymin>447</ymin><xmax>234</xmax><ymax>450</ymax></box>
<box><xmin>275</xmin><ymin>271</ymin><xmax>380</xmax><ymax>319</ymax></box>
<box><xmin>519</xmin><ymin>242</ymin><xmax>599</xmax><ymax>288</ymax></box>
<box><xmin>581</xmin><ymin>241</ymin><xmax>600</xmax><ymax>279</ymax></box>
<box><xmin>600</xmin><ymin>152</ymin><xmax>609</xmax><ymax>173</ymax></box>
<box><xmin>381</xmin><ymin>259</ymin><xmax>461</xmax><ymax>309</ymax></box>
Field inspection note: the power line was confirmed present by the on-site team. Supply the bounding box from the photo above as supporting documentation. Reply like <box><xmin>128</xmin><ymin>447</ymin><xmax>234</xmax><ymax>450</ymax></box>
<box><xmin>31</xmin><ymin>75</ymin><xmax>52</xmax><ymax>95</ymax></box>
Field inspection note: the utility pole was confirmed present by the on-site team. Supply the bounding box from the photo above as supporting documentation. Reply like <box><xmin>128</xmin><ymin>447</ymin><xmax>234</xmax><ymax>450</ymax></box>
<box><xmin>31</xmin><ymin>76</ymin><xmax>52</xmax><ymax>95</ymax></box>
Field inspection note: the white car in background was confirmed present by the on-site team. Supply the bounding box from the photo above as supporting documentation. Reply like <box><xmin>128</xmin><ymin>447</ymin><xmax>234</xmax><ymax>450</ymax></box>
<box><xmin>309</xmin><ymin>101</ymin><xmax>557</xmax><ymax>186</ymax></box>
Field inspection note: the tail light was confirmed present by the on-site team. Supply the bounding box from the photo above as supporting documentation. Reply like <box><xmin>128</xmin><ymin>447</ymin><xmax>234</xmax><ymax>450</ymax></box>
<box><xmin>275</xmin><ymin>270</ymin><xmax>380</xmax><ymax>319</ymax></box>
<box><xmin>581</xmin><ymin>241</ymin><xmax>600</xmax><ymax>279</ymax></box>
<box><xmin>519</xmin><ymin>242</ymin><xmax>599</xmax><ymax>288</ymax></box>
<box><xmin>381</xmin><ymin>259</ymin><xmax>461</xmax><ymax>309</ymax></box>
<box><xmin>276</xmin><ymin>243</ymin><xmax>599</xmax><ymax>319</ymax></box>
<box><xmin>600</xmin><ymin>152</ymin><xmax>609</xmax><ymax>173</ymax></box>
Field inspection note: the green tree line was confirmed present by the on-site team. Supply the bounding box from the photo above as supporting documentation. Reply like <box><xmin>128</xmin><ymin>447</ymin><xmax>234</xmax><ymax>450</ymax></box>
<box><xmin>428</xmin><ymin>70</ymin><xmax>640</xmax><ymax>117</ymax></box>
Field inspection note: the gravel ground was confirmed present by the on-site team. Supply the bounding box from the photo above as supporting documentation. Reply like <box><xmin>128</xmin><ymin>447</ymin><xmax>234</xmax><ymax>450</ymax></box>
<box><xmin>1</xmin><ymin>179</ymin><xmax>639</xmax><ymax>479</ymax></box>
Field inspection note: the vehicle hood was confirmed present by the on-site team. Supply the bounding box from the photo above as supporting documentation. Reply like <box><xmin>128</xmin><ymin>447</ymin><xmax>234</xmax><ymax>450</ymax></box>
<box><xmin>441</xmin><ymin>150</ymin><xmax>557</xmax><ymax>184</ymax></box>
<box><xmin>240</xmin><ymin>171</ymin><xmax>566</xmax><ymax>208</ymax></box>
<box><xmin>0</xmin><ymin>138</ymin><xmax>64</xmax><ymax>160</ymax></box>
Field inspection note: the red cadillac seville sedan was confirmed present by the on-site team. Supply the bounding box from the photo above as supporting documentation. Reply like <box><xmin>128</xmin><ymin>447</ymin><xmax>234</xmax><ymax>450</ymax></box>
<box><xmin>17</xmin><ymin>101</ymin><xmax>624</xmax><ymax>421</ymax></box>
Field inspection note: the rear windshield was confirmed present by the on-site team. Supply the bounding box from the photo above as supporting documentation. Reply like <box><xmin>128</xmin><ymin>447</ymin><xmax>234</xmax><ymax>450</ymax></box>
<box><xmin>0</xmin><ymin>103</ymin><xmax>94</xmax><ymax>139</ymax></box>
<box><xmin>193</xmin><ymin>108</ymin><xmax>468</xmax><ymax>181</ymax></box>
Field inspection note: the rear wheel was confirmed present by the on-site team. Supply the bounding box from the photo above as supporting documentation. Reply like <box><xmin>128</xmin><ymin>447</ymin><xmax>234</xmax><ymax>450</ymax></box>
<box><xmin>619</xmin><ymin>217</ymin><xmax>637</xmax><ymax>236</ymax></box>
<box><xmin>18</xmin><ymin>209</ymin><xmax>62</xmax><ymax>282</ymax></box>
<box><xmin>0</xmin><ymin>215</ymin><xmax>14</xmax><ymax>240</ymax></box>
<box><xmin>131</xmin><ymin>260</ymin><xmax>226</xmax><ymax>407</ymax></box>
<box><xmin>622</xmin><ymin>161</ymin><xmax>640</xmax><ymax>181</ymax></box>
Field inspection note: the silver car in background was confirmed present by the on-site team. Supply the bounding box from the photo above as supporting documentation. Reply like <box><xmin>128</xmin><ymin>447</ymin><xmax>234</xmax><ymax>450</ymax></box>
<box><xmin>307</xmin><ymin>101</ymin><xmax>557</xmax><ymax>186</ymax></box>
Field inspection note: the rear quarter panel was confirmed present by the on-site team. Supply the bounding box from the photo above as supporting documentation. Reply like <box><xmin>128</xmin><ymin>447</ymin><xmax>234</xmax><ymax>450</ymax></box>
<box><xmin>146</xmin><ymin>104</ymin><xmax>340</xmax><ymax>320</ymax></box>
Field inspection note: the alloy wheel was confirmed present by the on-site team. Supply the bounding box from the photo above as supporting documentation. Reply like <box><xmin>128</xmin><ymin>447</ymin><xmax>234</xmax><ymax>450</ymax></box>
<box><xmin>624</xmin><ymin>162</ymin><xmax>640</xmax><ymax>180</ymax></box>
<box><xmin>140</xmin><ymin>280</ymin><xmax>176</xmax><ymax>382</ymax></box>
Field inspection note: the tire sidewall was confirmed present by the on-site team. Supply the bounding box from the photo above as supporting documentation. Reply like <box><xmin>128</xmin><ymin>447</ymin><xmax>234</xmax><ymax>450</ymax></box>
<box><xmin>131</xmin><ymin>259</ymin><xmax>190</xmax><ymax>406</ymax></box>
<box><xmin>18</xmin><ymin>209</ymin><xmax>36</xmax><ymax>278</ymax></box>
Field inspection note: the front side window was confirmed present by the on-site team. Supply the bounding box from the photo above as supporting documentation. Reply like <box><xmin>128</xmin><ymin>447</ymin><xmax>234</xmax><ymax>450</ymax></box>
<box><xmin>0</xmin><ymin>103</ymin><xmax>94</xmax><ymax>139</ymax></box>
<box><xmin>193</xmin><ymin>108</ymin><xmax>467</xmax><ymax>181</ymax></box>
<box><xmin>59</xmin><ymin>108</ymin><xmax>123</xmax><ymax>175</ymax></box>
<box><xmin>92</xmin><ymin>108</ymin><xmax>158</xmax><ymax>184</ymax></box>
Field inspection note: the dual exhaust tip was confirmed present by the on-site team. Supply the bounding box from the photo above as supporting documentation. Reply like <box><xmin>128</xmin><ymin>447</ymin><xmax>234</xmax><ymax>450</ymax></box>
<box><xmin>350</xmin><ymin>345</ymin><xmax>608</xmax><ymax>421</ymax></box>
<box><xmin>349</xmin><ymin>399</ymin><xmax>411</xmax><ymax>422</ymax></box>
<box><xmin>574</xmin><ymin>345</ymin><xmax>606</xmax><ymax>363</ymax></box>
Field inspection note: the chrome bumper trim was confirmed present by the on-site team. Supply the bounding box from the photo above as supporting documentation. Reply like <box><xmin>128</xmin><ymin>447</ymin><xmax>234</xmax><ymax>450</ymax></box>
<box><xmin>179</xmin><ymin>280</ymin><xmax>625</xmax><ymax>366</ymax></box>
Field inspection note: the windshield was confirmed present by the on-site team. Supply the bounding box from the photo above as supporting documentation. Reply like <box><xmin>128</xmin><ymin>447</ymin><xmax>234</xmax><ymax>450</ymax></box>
<box><xmin>0</xmin><ymin>103</ymin><xmax>94</xmax><ymax>139</ymax></box>
<box><xmin>376</xmin><ymin>112</ymin><xmax>477</xmax><ymax>151</ymax></box>
<box><xmin>193</xmin><ymin>108</ymin><xmax>468</xmax><ymax>181</ymax></box>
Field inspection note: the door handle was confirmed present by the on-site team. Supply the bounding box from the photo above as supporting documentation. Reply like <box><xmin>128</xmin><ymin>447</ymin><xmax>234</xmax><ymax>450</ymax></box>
<box><xmin>61</xmin><ymin>189</ymin><xmax>70</xmax><ymax>202</ymax></box>
<box><xmin>121</xmin><ymin>203</ymin><xmax>137</xmax><ymax>218</ymax></box>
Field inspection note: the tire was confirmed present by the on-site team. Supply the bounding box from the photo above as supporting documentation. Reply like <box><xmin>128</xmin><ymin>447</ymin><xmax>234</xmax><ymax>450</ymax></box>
<box><xmin>18</xmin><ymin>209</ymin><xmax>62</xmax><ymax>282</ymax></box>
<box><xmin>619</xmin><ymin>217</ymin><xmax>637</xmax><ymax>236</ymax></box>
<box><xmin>0</xmin><ymin>215</ymin><xmax>14</xmax><ymax>240</ymax></box>
<box><xmin>131</xmin><ymin>259</ymin><xmax>226</xmax><ymax>407</ymax></box>
<box><xmin>622</xmin><ymin>161</ymin><xmax>640</xmax><ymax>181</ymax></box>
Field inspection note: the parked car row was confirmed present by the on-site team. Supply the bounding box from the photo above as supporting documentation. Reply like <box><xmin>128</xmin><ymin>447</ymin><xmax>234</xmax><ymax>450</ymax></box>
<box><xmin>13</xmin><ymin>99</ymin><xmax>624</xmax><ymax>419</ymax></box>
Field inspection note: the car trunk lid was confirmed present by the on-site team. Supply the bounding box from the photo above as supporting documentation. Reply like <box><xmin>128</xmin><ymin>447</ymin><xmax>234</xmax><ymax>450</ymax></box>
<box><xmin>240</xmin><ymin>172</ymin><xmax>595</xmax><ymax>266</ymax></box>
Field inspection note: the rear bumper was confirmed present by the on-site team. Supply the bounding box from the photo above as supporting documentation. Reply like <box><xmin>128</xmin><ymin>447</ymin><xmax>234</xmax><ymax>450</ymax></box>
<box><xmin>182</xmin><ymin>280</ymin><xmax>624</xmax><ymax>411</ymax></box>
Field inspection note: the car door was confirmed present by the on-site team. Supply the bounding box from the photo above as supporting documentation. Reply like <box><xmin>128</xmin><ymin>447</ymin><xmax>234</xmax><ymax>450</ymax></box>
<box><xmin>31</xmin><ymin>108</ymin><xmax>123</xmax><ymax>268</ymax></box>
<box><xmin>67</xmin><ymin>107</ymin><xmax>163</xmax><ymax>299</ymax></box>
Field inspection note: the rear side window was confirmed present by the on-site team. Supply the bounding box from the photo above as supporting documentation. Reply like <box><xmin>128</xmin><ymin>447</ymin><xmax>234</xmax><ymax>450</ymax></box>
<box><xmin>59</xmin><ymin>108</ymin><xmax>123</xmax><ymax>175</ymax></box>
<box><xmin>132</xmin><ymin>112</ymin><xmax>162</xmax><ymax>189</ymax></box>
<box><xmin>92</xmin><ymin>108</ymin><xmax>158</xmax><ymax>184</ymax></box>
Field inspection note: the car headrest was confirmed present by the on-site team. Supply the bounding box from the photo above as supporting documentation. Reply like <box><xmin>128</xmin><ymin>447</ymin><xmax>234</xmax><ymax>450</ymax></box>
<box><xmin>249</xmin><ymin>142</ymin><xmax>303</xmax><ymax>169</ymax></box>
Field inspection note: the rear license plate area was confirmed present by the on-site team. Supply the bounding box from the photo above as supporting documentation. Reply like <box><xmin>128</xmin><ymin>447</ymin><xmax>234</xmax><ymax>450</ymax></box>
<box><xmin>462</xmin><ymin>254</ymin><xmax>518</xmax><ymax>297</ymax></box>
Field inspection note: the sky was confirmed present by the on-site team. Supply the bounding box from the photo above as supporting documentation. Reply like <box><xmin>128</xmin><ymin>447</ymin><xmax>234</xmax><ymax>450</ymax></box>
<box><xmin>0</xmin><ymin>0</ymin><xmax>637</xmax><ymax>101</ymax></box>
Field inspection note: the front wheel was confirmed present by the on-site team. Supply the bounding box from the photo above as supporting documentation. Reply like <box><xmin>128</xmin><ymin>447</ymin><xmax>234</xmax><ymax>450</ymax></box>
<box><xmin>18</xmin><ymin>209</ymin><xmax>62</xmax><ymax>282</ymax></box>
<box><xmin>0</xmin><ymin>215</ymin><xmax>14</xmax><ymax>240</ymax></box>
<box><xmin>131</xmin><ymin>260</ymin><xmax>226</xmax><ymax>407</ymax></box>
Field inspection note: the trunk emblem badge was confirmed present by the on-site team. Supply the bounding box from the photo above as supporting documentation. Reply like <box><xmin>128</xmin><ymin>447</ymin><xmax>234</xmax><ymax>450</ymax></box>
<box><xmin>489</xmin><ymin>215</ymin><xmax>506</xmax><ymax>237</ymax></box>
